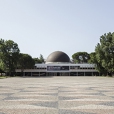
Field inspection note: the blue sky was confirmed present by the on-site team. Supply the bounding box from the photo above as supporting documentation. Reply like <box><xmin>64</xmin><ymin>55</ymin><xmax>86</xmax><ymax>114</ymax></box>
<box><xmin>0</xmin><ymin>0</ymin><xmax>114</xmax><ymax>59</ymax></box>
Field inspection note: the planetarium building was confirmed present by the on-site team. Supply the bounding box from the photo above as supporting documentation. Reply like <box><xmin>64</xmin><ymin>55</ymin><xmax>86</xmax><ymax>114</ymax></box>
<box><xmin>16</xmin><ymin>51</ymin><xmax>99</xmax><ymax>76</ymax></box>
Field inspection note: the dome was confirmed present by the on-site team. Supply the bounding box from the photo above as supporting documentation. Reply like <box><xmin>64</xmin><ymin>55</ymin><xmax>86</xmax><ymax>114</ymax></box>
<box><xmin>46</xmin><ymin>51</ymin><xmax>70</xmax><ymax>63</ymax></box>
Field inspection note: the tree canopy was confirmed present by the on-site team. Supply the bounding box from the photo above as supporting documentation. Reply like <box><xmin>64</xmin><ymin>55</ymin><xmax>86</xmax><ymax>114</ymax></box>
<box><xmin>0</xmin><ymin>39</ymin><xmax>20</xmax><ymax>75</ymax></box>
<box><xmin>95</xmin><ymin>32</ymin><xmax>114</xmax><ymax>75</ymax></box>
<box><xmin>33</xmin><ymin>54</ymin><xmax>45</xmax><ymax>64</ymax></box>
<box><xmin>18</xmin><ymin>53</ymin><xmax>35</xmax><ymax>70</ymax></box>
<box><xmin>72</xmin><ymin>52</ymin><xmax>90</xmax><ymax>63</ymax></box>
<box><xmin>17</xmin><ymin>53</ymin><xmax>35</xmax><ymax>72</ymax></box>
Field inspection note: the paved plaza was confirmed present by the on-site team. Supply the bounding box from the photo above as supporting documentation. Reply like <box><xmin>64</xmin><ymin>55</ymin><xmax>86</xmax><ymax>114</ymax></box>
<box><xmin>0</xmin><ymin>76</ymin><xmax>114</xmax><ymax>114</ymax></box>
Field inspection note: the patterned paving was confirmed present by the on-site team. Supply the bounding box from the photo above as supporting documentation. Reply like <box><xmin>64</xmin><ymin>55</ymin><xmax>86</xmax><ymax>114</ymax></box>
<box><xmin>0</xmin><ymin>76</ymin><xmax>114</xmax><ymax>114</ymax></box>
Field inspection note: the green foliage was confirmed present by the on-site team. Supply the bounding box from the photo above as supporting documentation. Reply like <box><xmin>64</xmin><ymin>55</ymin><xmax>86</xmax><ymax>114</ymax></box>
<box><xmin>33</xmin><ymin>57</ymin><xmax>42</xmax><ymax>63</ymax></box>
<box><xmin>0</xmin><ymin>38</ymin><xmax>45</xmax><ymax>76</ymax></box>
<box><xmin>18</xmin><ymin>53</ymin><xmax>35</xmax><ymax>72</ymax></box>
<box><xmin>39</xmin><ymin>54</ymin><xmax>45</xmax><ymax>63</ymax></box>
<box><xmin>88</xmin><ymin>52</ymin><xmax>96</xmax><ymax>63</ymax></box>
<box><xmin>33</xmin><ymin>54</ymin><xmax>45</xmax><ymax>64</ymax></box>
<box><xmin>72</xmin><ymin>52</ymin><xmax>90</xmax><ymax>63</ymax></box>
<box><xmin>0</xmin><ymin>39</ymin><xmax>20</xmax><ymax>76</ymax></box>
<box><xmin>95</xmin><ymin>32</ymin><xmax>114</xmax><ymax>75</ymax></box>
<box><xmin>88</xmin><ymin>52</ymin><xmax>106</xmax><ymax>75</ymax></box>
<box><xmin>0</xmin><ymin>59</ymin><xmax>5</xmax><ymax>71</ymax></box>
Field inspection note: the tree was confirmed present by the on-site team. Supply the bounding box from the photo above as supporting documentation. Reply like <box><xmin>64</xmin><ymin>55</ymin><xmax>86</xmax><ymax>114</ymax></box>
<box><xmin>88</xmin><ymin>52</ymin><xmax>96</xmax><ymax>63</ymax></box>
<box><xmin>72</xmin><ymin>52</ymin><xmax>90</xmax><ymax>63</ymax></box>
<box><xmin>0</xmin><ymin>59</ymin><xmax>5</xmax><ymax>75</ymax></box>
<box><xmin>0</xmin><ymin>39</ymin><xmax>6</xmax><ymax>72</ymax></box>
<box><xmin>89</xmin><ymin>52</ymin><xmax>106</xmax><ymax>75</ymax></box>
<box><xmin>33</xmin><ymin>57</ymin><xmax>42</xmax><ymax>64</ymax></box>
<box><xmin>0</xmin><ymin>59</ymin><xmax>5</xmax><ymax>71</ymax></box>
<box><xmin>33</xmin><ymin>54</ymin><xmax>45</xmax><ymax>64</ymax></box>
<box><xmin>95</xmin><ymin>32</ymin><xmax>114</xmax><ymax>76</ymax></box>
<box><xmin>18</xmin><ymin>53</ymin><xmax>35</xmax><ymax>75</ymax></box>
<box><xmin>39</xmin><ymin>54</ymin><xmax>45</xmax><ymax>63</ymax></box>
<box><xmin>0</xmin><ymin>39</ymin><xmax>20</xmax><ymax>76</ymax></box>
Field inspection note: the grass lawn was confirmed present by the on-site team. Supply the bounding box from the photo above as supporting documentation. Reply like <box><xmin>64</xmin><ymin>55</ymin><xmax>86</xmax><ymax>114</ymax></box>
<box><xmin>0</xmin><ymin>76</ymin><xmax>8</xmax><ymax>79</ymax></box>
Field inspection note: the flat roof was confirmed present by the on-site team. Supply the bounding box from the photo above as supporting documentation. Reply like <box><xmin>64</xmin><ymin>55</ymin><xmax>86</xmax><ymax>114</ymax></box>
<box><xmin>35</xmin><ymin>63</ymin><xmax>95</xmax><ymax>67</ymax></box>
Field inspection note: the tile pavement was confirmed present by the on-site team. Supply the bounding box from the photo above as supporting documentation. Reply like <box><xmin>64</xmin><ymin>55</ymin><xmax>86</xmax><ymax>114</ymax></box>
<box><xmin>0</xmin><ymin>76</ymin><xmax>114</xmax><ymax>114</ymax></box>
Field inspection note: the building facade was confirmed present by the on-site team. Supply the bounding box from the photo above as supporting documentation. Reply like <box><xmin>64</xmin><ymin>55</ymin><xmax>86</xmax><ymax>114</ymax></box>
<box><xmin>16</xmin><ymin>51</ymin><xmax>99</xmax><ymax>76</ymax></box>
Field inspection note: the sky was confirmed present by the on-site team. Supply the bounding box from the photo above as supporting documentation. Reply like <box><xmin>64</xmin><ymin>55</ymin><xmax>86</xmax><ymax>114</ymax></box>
<box><xmin>0</xmin><ymin>0</ymin><xmax>114</xmax><ymax>59</ymax></box>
